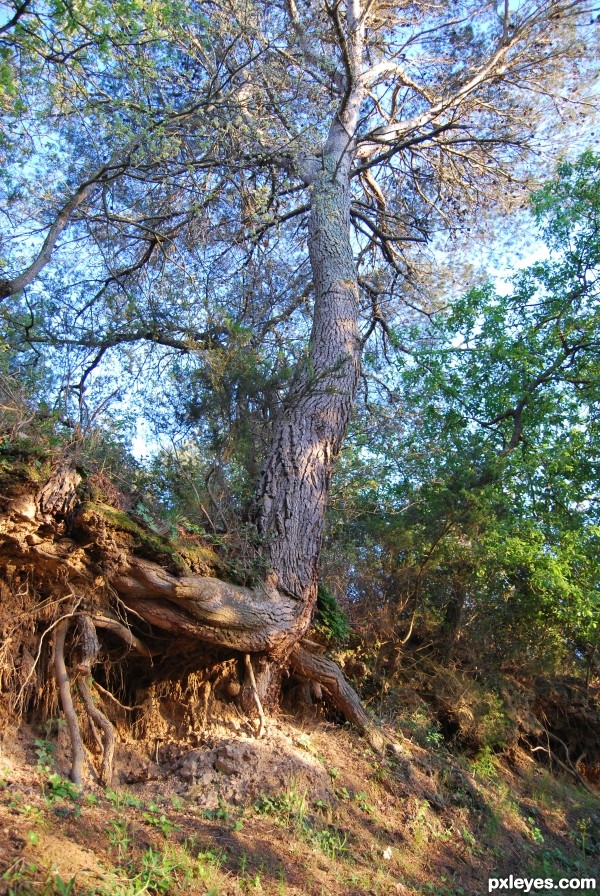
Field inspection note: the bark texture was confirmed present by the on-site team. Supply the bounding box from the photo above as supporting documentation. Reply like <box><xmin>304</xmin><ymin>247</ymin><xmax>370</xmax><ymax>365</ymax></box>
<box><xmin>257</xmin><ymin>168</ymin><xmax>361</xmax><ymax>613</ymax></box>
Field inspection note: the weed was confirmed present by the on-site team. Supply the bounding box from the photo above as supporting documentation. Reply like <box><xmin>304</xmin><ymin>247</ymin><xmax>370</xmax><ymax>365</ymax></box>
<box><xmin>255</xmin><ymin>781</ymin><xmax>309</xmax><ymax>833</ymax></box>
<box><xmin>410</xmin><ymin>799</ymin><xmax>433</xmax><ymax>848</ymax></box>
<box><xmin>34</xmin><ymin>738</ymin><xmax>56</xmax><ymax>774</ymax></box>
<box><xmin>570</xmin><ymin>816</ymin><xmax>600</xmax><ymax>855</ymax></box>
<box><xmin>105</xmin><ymin>788</ymin><xmax>143</xmax><ymax>810</ymax></box>
<box><xmin>137</xmin><ymin>847</ymin><xmax>185</xmax><ymax>893</ymax></box>
<box><xmin>108</xmin><ymin>817</ymin><xmax>131</xmax><ymax>860</ymax></box>
<box><xmin>255</xmin><ymin>783</ymin><xmax>351</xmax><ymax>861</ymax></box>
<box><xmin>526</xmin><ymin>814</ymin><xmax>545</xmax><ymax>845</ymax></box>
<box><xmin>1</xmin><ymin>864</ymin><xmax>76</xmax><ymax>896</ymax></box>
<box><xmin>461</xmin><ymin>827</ymin><xmax>477</xmax><ymax>850</ymax></box>
<box><xmin>49</xmin><ymin>874</ymin><xmax>77</xmax><ymax>896</ymax></box>
<box><xmin>43</xmin><ymin>773</ymin><xmax>81</xmax><ymax>817</ymax></box>
<box><xmin>311</xmin><ymin>827</ymin><xmax>348</xmax><ymax>859</ymax></box>
<box><xmin>45</xmin><ymin>773</ymin><xmax>79</xmax><ymax>802</ymax></box>
<box><xmin>196</xmin><ymin>847</ymin><xmax>226</xmax><ymax>869</ymax></box>
<box><xmin>203</xmin><ymin>798</ymin><xmax>230</xmax><ymax>822</ymax></box>
<box><xmin>143</xmin><ymin>802</ymin><xmax>180</xmax><ymax>835</ymax></box>
<box><xmin>425</xmin><ymin>724</ymin><xmax>445</xmax><ymax>750</ymax></box>
<box><xmin>470</xmin><ymin>745</ymin><xmax>499</xmax><ymax>780</ymax></box>
<box><xmin>17</xmin><ymin>803</ymin><xmax>44</xmax><ymax>821</ymax></box>
<box><xmin>354</xmin><ymin>790</ymin><xmax>378</xmax><ymax>816</ymax></box>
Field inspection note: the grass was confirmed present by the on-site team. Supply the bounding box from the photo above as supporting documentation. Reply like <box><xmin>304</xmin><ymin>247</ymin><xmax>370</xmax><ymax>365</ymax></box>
<box><xmin>1</xmin><ymin>716</ymin><xmax>598</xmax><ymax>896</ymax></box>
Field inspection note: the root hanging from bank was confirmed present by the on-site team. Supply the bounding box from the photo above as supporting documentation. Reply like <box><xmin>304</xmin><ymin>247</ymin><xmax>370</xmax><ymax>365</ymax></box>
<box><xmin>54</xmin><ymin>617</ymin><xmax>85</xmax><ymax>786</ymax></box>
<box><xmin>290</xmin><ymin>642</ymin><xmax>390</xmax><ymax>755</ymax></box>
<box><xmin>77</xmin><ymin>615</ymin><xmax>115</xmax><ymax>786</ymax></box>
<box><xmin>244</xmin><ymin>653</ymin><xmax>267</xmax><ymax>738</ymax></box>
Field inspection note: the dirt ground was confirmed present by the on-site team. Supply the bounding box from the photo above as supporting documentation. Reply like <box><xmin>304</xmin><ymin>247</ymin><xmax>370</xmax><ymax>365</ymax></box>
<box><xmin>1</xmin><ymin>706</ymin><xmax>598</xmax><ymax>896</ymax></box>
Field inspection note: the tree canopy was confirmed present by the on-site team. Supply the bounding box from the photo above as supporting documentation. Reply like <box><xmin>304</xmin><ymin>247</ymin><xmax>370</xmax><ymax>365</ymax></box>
<box><xmin>0</xmin><ymin>0</ymin><xmax>599</xmax><ymax>769</ymax></box>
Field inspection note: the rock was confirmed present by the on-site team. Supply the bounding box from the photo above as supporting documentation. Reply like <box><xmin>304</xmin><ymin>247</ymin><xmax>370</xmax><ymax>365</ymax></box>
<box><xmin>213</xmin><ymin>745</ymin><xmax>240</xmax><ymax>776</ymax></box>
<box><xmin>225</xmin><ymin>680</ymin><xmax>241</xmax><ymax>698</ymax></box>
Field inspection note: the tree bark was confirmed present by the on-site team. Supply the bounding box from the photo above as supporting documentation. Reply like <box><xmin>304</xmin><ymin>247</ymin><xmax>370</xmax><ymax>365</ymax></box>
<box><xmin>257</xmin><ymin>167</ymin><xmax>360</xmax><ymax>612</ymax></box>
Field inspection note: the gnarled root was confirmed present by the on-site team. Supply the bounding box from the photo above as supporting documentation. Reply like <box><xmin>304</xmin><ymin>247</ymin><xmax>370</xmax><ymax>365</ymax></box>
<box><xmin>54</xmin><ymin>617</ymin><xmax>85</xmax><ymax>786</ymax></box>
<box><xmin>243</xmin><ymin>654</ymin><xmax>267</xmax><ymax>738</ymax></box>
<box><xmin>290</xmin><ymin>642</ymin><xmax>391</xmax><ymax>755</ymax></box>
<box><xmin>77</xmin><ymin>616</ymin><xmax>115</xmax><ymax>786</ymax></box>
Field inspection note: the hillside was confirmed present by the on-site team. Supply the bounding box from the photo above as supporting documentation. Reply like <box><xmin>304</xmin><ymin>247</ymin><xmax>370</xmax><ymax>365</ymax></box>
<box><xmin>0</xmin><ymin>451</ymin><xmax>598</xmax><ymax>896</ymax></box>
<box><xmin>1</xmin><ymin>698</ymin><xmax>598</xmax><ymax>895</ymax></box>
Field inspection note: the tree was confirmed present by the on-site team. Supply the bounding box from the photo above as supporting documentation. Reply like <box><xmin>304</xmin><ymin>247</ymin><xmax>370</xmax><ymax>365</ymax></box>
<box><xmin>0</xmin><ymin>0</ymin><xmax>598</xmax><ymax>758</ymax></box>
<box><xmin>323</xmin><ymin>151</ymin><xmax>600</xmax><ymax>673</ymax></box>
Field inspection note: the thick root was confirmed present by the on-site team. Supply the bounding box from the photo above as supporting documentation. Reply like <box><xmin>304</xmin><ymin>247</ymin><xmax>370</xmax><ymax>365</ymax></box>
<box><xmin>54</xmin><ymin>618</ymin><xmax>85</xmax><ymax>786</ymax></box>
<box><xmin>77</xmin><ymin>616</ymin><xmax>115</xmax><ymax>786</ymax></box>
<box><xmin>290</xmin><ymin>642</ymin><xmax>388</xmax><ymax>755</ymax></box>
<box><xmin>78</xmin><ymin>678</ymin><xmax>115</xmax><ymax>786</ymax></box>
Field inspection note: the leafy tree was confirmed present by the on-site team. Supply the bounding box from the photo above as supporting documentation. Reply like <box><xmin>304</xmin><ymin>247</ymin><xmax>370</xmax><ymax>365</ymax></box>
<box><xmin>324</xmin><ymin>152</ymin><xmax>600</xmax><ymax>676</ymax></box>
<box><xmin>0</xmin><ymin>0</ymin><xmax>598</xmax><ymax>742</ymax></box>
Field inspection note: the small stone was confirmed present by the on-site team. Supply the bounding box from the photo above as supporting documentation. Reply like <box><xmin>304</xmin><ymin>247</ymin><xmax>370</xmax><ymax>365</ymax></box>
<box><xmin>214</xmin><ymin>755</ymin><xmax>238</xmax><ymax>775</ymax></box>
<box><xmin>225</xmin><ymin>680</ymin><xmax>241</xmax><ymax>698</ymax></box>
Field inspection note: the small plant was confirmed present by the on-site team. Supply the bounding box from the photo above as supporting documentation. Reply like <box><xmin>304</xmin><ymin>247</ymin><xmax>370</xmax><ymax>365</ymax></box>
<box><xmin>526</xmin><ymin>814</ymin><xmax>545</xmax><ymax>845</ymax></box>
<box><xmin>470</xmin><ymin>745</ymin><xmax>498</xmax><ymax>779</ymax></box>
<box><xmin>255</xmin><ymin>782</ymin><xmax>309</xmax><ymax>834</ymax></box>
<box><xmin>1</xmin><ymin>865</ymin><xmax>76</xmax><ymax>896</ymax></box>
<box><xmin>425</xmin><ymin>724</ymin><xmax>445</xmax><ymax>750</ymax></box>
<box><xmin>17</xmin><ymin>803</ymin><xmax>44</xmax><ymax>821</ymax></box>
<box><xmin>143</xmin><ymin>806</ymin><xmax>180</xmax><ymax>836</ymax></box>
<box><xmin>137</xmin><ymin>847</ymin><xmax>185</xmax><ymax>894</ymax></box>
<box><xmin>570</xmin><ymin>816</ymin><xmax>599</xmax><ymax>855</ymax></box>
<box><xmin>108</xmin><ymin>817</ymin><xmax>131</xmax><ymax>860</ymax></box>
<box><xmin>354</xmin><ymin>791</ymin><xmax>377</xmax><ymax>816</ymax></box>
<box><xmin>34</xmin><ymin>738</ymin><xmax>56</xmax><ymax>774</ymax></box>
<box><xmin>311</xmin><ymin>827</ymin><xmax>348</xmax><ymax>859</ymax></box>
<box><xmin>45</xmin><ymin>773</ymin><xmax>80</xmax><ymax>802</ymax></box>
<box><xmin>49</xmin><ymin>874</ymin><xmax>77</xmax><ymax>896</ymax></box>
<box><xmin>105</xmin><ymin>788</ymin><xmax>143</xmax><ymax>810</ymax></box>
<box><xmin>203</xmin><ymin>798</ymin><xmax>230</xmax><ymax>822</ymax></box>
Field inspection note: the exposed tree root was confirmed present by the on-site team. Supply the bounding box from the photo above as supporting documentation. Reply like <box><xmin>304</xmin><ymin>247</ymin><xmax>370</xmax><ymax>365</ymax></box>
<box><xmin>53</xmin><ymin>618</ymin><xmax>85</xmax><ymax>786</ymax></box>
<box><xmin>77</xmin><ymin>616</ymin><xmax>115</xmax><ymax>786</ymax></box>
<box><xmin>93</xmin><ymin>613</ymin><xmax>156</xmax><ymax>657</ymax></box>
<box><xmin>290</xmin><ymin>642</ymin><xmax>390</xmax><ymax>755</ymax></box>
<box><xmin>244</xmin><ymin>653</ymin><xmax>267</xmax><ymax>738</ymax></box>
<box><xmin>77</xmin><ymin>678</ymin><xmax>115</xmax><ymax>786</ymax></box>
<box><xmin>4</xmin><ymin>470</ymin><xmax>395</xmax><ymax>767</ymax></box>
<box><xmin>116</xmin><ymin>556</ymin><xmax>311</xmax><ymax>653</ymax></box>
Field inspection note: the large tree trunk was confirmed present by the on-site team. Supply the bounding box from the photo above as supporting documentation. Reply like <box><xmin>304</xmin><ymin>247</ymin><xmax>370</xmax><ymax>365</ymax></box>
<box><xmin>257</xmin><ymin>163</ymin><xmax>361</xmax><ymax>617</ymax></box>
<box><xmin>92</xmin><ymin>146</ymin><xmax>367</xmax><ymax>712</ymax></box>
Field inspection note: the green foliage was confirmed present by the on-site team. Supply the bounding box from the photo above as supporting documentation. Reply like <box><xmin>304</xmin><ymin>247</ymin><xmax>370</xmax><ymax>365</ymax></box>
<box><xmin>324</xmin><ymin>152</ymin><xmax>600</xmax><ymax>676</ymax></box>
<box><xmin>34</xmin><ymin>738</ymin><xmax>56</xmax><ymax>774</ymax></box>
<box><xmin>142</xmin><ymin>803</ymin><xmax>180</xmax><ymax>836</ymax></box>
<box><xmin>470</xmin><ymin>745</ymin><xmax>499</xmax><ymax>780</ymax></box>
<box><xmin>44</xmin><ymin>773</ymin><xmax>80</xmax><ymax>804</ymax></box>
<box><xmin>255</xmin><ymin>783</ymin><xmax>351</xmax><ymax>861</ymax></box>
<box><xmin>314</xmin><ymin>584</ymin><xmax>350</xmax><ymax>644</ymax></box>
